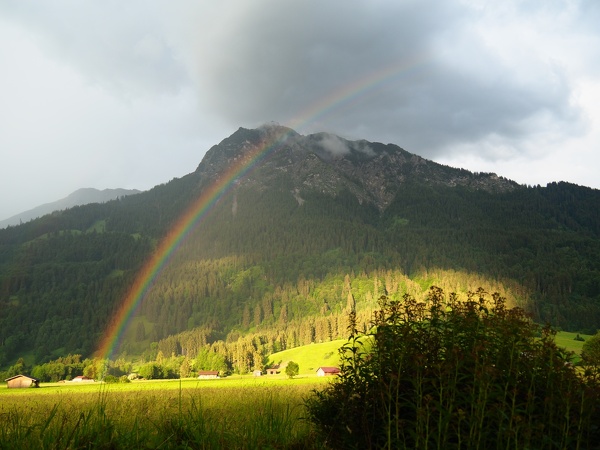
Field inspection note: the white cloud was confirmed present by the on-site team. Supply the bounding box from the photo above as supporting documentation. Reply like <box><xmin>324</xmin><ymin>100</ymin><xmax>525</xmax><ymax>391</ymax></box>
<box><xmin>318</xmin><ymin>134</ymin><xmax>351</xmax><ymax>156</ymax></box>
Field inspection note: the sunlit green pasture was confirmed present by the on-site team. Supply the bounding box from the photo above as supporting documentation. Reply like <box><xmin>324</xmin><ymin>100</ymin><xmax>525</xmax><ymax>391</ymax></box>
<box><xmin>554</xmin><ymin>330</ymin><xmax>591</xmax><ymax>354</ymax></box>
<box><xmin>264</xmin><ymin>330</ymin><xmax>590</xmax><ymax>374</ymax></box>
<box><xmin>553</xmin><ymin>331</ymin><xmax>592</xmax><ymax>365</ymax></box>
<box><xmin>267</xmin><ymin>339</ymin><xmax>346</xmax><ymax>374</ymax></box>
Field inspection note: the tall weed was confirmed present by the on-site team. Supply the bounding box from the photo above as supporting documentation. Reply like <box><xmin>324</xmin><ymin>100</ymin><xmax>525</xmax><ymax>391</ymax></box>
<box><xmin>306</xmin><ymin>287</ymin><xmax>600</xmax><ymax>449</ymax></box>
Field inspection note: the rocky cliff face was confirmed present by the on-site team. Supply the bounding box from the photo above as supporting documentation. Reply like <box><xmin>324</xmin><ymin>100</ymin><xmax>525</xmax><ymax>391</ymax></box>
<box><xmin>195</xmin><ymin>124</ymin><xmax>519</xmax><ymax>212</ymax></box>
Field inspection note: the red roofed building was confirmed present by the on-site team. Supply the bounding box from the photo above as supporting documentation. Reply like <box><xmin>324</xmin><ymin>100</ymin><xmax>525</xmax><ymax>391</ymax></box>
<box><xmin>316</xmin><ymin>367</ymin><xmax>340</xmax><ymax>377</ymax></box>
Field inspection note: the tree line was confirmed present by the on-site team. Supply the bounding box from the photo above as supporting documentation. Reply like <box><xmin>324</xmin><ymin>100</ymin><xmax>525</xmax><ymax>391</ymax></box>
<box><xmin>1</xmin><ymin>170</ymin><xmax>599</xmax><ymax>370</ymax></box>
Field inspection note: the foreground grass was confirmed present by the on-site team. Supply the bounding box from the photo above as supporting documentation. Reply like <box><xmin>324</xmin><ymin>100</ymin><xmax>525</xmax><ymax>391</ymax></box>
<box><xmin>0</xmin><ymin>377</ymin><xmax>330</xmax><ymax>449</ymax></box>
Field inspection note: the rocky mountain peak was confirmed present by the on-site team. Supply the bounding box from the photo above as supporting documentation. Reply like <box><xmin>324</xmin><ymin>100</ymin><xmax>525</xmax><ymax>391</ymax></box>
<box><xmin>195</xmin><ymin>126</ymin><xmax>519</xmax><ymax>212</ymax></box>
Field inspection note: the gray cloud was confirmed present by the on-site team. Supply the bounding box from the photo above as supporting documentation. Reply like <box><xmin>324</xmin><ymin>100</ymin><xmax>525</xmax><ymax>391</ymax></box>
<box><xmin>180</xmin><ymin>1</ymin><xmax>447</xmax><ymax>125</ymax></box>
<box><xmin>0</xmin><ymin>1</ymin><xmax>187</xmax><ymax>97</ymax></box>
<box><xmin>318</xmin><ymin>134</ymin><xmax>351</xmax><ymax>156</ymax></box>
<box><xmin>317</xmin><ymin>134</ymin><xmax>375</xmax><ymax>158</ymax></box>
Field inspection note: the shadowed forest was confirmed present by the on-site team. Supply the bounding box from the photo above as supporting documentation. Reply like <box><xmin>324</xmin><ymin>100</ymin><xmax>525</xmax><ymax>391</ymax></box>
<box><xmin>1</xmin><ymin>176</ymin><xmax>599</xmax><ymax>373</ymax></box>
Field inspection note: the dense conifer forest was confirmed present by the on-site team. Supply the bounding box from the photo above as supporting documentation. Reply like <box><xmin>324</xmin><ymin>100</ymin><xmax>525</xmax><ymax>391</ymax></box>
<box><xmin>1</xmin><ymin>126</ymin><xmax>599</xmax><ymax>372</ymax></box>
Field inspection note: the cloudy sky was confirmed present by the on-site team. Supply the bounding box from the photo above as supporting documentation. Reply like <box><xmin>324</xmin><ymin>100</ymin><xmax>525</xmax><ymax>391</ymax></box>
<box><xmin>1</xmin><ymin>1</ymin><xmax>599</xmax><ymax>221</ymax></box>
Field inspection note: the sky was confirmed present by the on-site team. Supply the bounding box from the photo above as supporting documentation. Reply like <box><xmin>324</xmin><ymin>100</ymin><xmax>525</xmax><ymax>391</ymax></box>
<box><xmin>1</xmin><ymin>0</ymin><xmax>599</xmax><ymax>221</ymax></box>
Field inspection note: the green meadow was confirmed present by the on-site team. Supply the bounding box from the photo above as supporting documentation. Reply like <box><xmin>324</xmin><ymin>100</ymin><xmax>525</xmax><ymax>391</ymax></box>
<box><xmin>0</xmin><ymin>376</ymin><xmax>331</xmax><ymax>449</ymax></box>
<box><xmin>267</xmin><ymin>339</ymin><xmax>346</xmax><ymax>374</ymax></box>
<box><xmin>0</xmin><ymin>341</ymin><xmax>345</xmax><ymax>449</ymax></box>
<box><xmin>0</xmin><ymin>333</ymin><xmax>594</xmax><ymax>449</ymax></box>
<box><xmin>554</xmin><ymin>330</ymin><xmax>590</xmax><ymax>354</ymax></box>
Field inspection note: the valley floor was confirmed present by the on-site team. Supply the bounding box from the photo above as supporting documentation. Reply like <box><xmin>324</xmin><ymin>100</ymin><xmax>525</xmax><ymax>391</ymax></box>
<box><xmin>0</xmin><ymin>376</ymin><xmax>330</xmax><ymax>449</ymax></box>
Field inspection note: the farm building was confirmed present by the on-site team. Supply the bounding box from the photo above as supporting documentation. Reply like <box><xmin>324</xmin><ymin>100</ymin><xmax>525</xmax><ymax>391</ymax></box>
<box><xmin>71</xmin><ymin>375</ymin><xmax>93</xmax><ymax>382</ymax></box>
<box><xmin>197</xmin><ymin>371</ymin><xmax>219</xmax><ymax>379</ymax></box>
<box><xmin>266</xmin><ymin>365</ymin><xmax>280</xmax><ymax>375</ymax></box>
<box><xmin>5</xmin><ymin>375</ymin><xmax>40</xmax><ymax>388</ymax></box>
<box><xmin>316</xmin><ymin>367</ymin><xmax>340</xmax><ymax>377</ymax></box>
<box><xmin>253</xmin><ymin>370</ymin><xmax>262</xmax><ymax>377</ymax></box>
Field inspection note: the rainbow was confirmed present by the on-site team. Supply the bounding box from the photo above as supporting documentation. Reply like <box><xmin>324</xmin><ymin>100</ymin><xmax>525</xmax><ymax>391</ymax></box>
<box><xmin>95</xmin><ymin>57</ymin><xmax>426</xmax><ymax>360</ymax></box>
<box><xmin>290</xmin><ymin>56</ymin><xmax>425</xmax><ymax>133</ymax></box>
<box><xmin>94</xmin><ymin>128</ymin><xmax>293</xmax><ymax>360</ymax></box>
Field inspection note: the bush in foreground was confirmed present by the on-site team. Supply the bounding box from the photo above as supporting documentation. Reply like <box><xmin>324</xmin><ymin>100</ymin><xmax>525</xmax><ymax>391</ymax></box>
<box><xmin>582</xmin><ymin>331</ymin><xmax>600</xmax><ymax>366</ymax></box>
<box><xmin>306</xmin><ymin>287</ymin><xmax>600</xmax><ymax>449</ymax></box>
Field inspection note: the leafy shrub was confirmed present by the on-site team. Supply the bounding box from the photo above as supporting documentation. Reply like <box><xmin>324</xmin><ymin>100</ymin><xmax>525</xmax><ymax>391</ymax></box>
<box><xmin>306</xmin><ymin>287</ymin><xmax>600</xmax><ymax>449</ymax></box>
<box><xmin>582</xmin><ymin>332</ymin><xmax>600</xmax><ymax>366</ymax></box>
<box><xmin>103</xmin><ymin>375</ymin><xmax>118</xmax><ymax>384</ymax></box>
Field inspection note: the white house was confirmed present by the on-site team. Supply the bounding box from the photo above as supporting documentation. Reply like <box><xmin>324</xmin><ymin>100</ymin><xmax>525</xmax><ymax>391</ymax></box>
<box><xmin>71</xmin><ymin>375</ymin><xmax>94</xmax><ymax>382</ymax></box>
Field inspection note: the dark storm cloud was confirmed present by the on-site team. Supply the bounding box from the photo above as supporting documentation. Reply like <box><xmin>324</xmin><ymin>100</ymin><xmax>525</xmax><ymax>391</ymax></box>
<box><xmin>191</xmin><ymin>1</ymin><xmax>438</xmax><ymax>119</ymax></box>
<box><xmin>182</xmin><ymin>0</ymin><xmax>582</xmax><ymax>160</ymax></box>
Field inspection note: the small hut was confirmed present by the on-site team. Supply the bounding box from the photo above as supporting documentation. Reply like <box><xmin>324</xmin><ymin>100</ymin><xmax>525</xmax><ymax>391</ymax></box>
<box><xmin>316</xmin><ymin>367</ymin><xmax>340</xmax><ymax>377</ymax></box>
<box><xmin>71</xmin><ymin>375</ymin><xmax>93</xmax><ymax>382</ymax></box>
<box><xmin>5</xmin><ymin>375</ymin><xmax>40</xmax><ymax>389</ymax></box>
<box><xmin>266</xmin><ymin>364</ymin><xmax>280</xmax><ymax>375</ymax></box>
<box><xmin>197</xmin><ymin>370</ymin><xmax>219</xmax><ymax>379</ymax></box>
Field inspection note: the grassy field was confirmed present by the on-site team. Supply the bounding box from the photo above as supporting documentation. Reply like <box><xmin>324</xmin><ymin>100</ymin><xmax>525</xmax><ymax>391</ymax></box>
<box><xmin>0</xmin><ymin>333</ymin><xmax>594</xmax><ymax>448</ymax></box>
<box><xmin>264</xmin><ymin>332</ymin><xmax>592</xmax><ymax>370</ymax></box>
<box><xmin>0</xmin><ymin>340</ymin><xmax>346</xmax><ymax>449</ymax></box>
<box><xmin>0</xmin><ymin>376</ymin><xmax>331</xmax><ymax>449</ymax></box>
<box><xmin>554</xmin><ymin>330</ymin><xmax>591</xmax><ymax>354</ymax></box>
<box><xmin>267</xmin><ymin>339</ymin><xmax>346</xmax><ymax>374</ymax></box>
<box><xmin>553</xmin><ymin>330</ymin><xmax>593</xmax><ymax>365</ymax></box>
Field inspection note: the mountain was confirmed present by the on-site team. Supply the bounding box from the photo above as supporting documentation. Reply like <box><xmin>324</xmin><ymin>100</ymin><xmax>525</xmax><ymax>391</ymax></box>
<box><xmin>0</xmin><ymin>124</ymin><xmax>599</xmax><ymax>368</ymax></box>
<box><xmin>0</xmin><ymin>188</ymin><xmax>142</xmax><ymax>229</ymax></box>
<box><xmin>197</xmin><ymin>124</ymin><xmax>518</xmax><ymax>210</ymax></box>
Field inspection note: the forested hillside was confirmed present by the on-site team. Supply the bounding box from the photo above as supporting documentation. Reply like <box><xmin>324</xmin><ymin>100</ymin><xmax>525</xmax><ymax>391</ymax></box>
<box><xmin>0</xmin><ymin>125</ymin><xmax>599</xmax><ymax>369</ymax></box>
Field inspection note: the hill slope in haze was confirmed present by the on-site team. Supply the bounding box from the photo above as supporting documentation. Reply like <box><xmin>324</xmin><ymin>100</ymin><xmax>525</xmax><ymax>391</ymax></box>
<box><xmin>0</xmin><ymin>188</ymin><xmax>142</xmax><ymax>229</ymax></box>
<box><xmin>0</xmin><ymin>124</ymin><xmax>599</xmax><ymax>367</ymax></box>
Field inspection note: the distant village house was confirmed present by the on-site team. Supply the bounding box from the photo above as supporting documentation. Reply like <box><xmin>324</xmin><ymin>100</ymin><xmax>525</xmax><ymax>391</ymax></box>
<box><xmin>266</xmin><ymin>365</ymin><xmax>280</xmax><ymax>375</ymax></box>
<box><xmin>5</xmin><ymin>375</ymin><xmax>40</xmax><ymax>388</ymax></box>
<box><xmin>71</xmin><ymin>375</ymin><xmax>93</xmax><ymax>382</ymax></box>
<box><xmin>197</xmin><ymin>370</ymin><xmax>219</xmax><ymax>379</ymax></box>
<box><xmin>316</xmin><ymin>367</ymin><xmax>340</xmax><ymax>377</ymax></box>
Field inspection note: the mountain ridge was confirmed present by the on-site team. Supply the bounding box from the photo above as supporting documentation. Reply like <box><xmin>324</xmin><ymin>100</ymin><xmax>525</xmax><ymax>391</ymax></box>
<box><xmin>196</xmin><ymin>124</ymin><xmax>519</xmax><ymax>212</ymax></box>
<box><xmin>0</xmin><ymin>187</ymin><xmax>142</xmax><ymax>229</ymax></box>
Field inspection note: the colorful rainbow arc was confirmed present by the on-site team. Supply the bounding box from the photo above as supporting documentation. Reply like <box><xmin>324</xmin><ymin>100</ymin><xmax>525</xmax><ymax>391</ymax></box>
<box><xmin>94</xmin><ymin>129</ymin><xmax>293</xmax><ymax>360</ymax></box>
<box><xmin>95</xmin><ymin>57</ymin><xmax>426</xmax><ymax>360</ymax></box>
